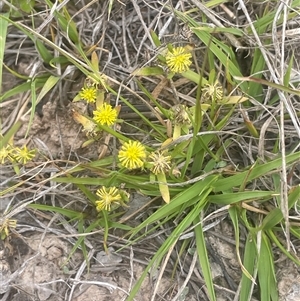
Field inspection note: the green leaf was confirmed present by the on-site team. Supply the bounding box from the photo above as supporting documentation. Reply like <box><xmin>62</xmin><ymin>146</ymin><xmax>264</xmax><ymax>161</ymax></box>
<box><xmin>27</xmin><ymin>204</ymin><xmax>84</xmax><ymax>219</ymax></box>
<box><xmin>234</xmin><ymin>76</ymin><xmax>300</xmax><ymax>96</ymax></box>
<box><xmin>208</xmin><ymin>191</ymin><xmax>274</xmax><ymax>205</ymax></box>
<box><xmin>0</xmin><ymin>13</ymin><xmax>9</xmax><ymax>94</ymax></box>
<box><xmin>0</xmin><ymin>121</ymin><xmax>23</xmax><ymax>149</ymax></box>
<box><xmin>56</xmin><ymin>9</ymin><xmax>80</xmax><ymax>44</ymax></box>
<box><xmin>18</xmin><ymin>0</ymin><xmax>35</xmax><ymax>13</ymax></box>
<box><xmin>240</xmin><ymin>234</ymin><xmax>258</xmax><ymax>301</ymax></box>
<box><xmin>260</xmin><ymin>208</ymin><xmax>283</xmax><ymax>231</ymax></box>
<box><xmin>150</xmin><ymin>29</ymin><xmax>162</xmax><ymax>47</ymax></box>
<box><xmin>132</xmin><ymin>66</ymin><xmax>164</xmax><ymax>76</ymax></box>
<box><xmin>213</xmin><ymin>152</ymin><xmax>300</xmax><ymax>192</ymax></box>
<box><xmin>194</xmin><ymin>219</ymin><xmax>216</xmax><ymax>301</ymax></box>
<box><xmin>25</xmin><ymin>76</ymin><xmax>60</xmax><ymax>137</ymax></box>
<box><xmin>126</xmin><ymin>184</ymin><xmax>212</xmax><ymax>301</ymax></box>
<box><xmin>257</xmin><ymin>233</ymin><xmax>278</xmax><ymax>301</ymax></box>
<box><xmin>35</xmin><ymin>40</ymin><xmax>53</xmax><ymax>63</ymax></box>
<box><xmin>229</xmin><ymin>206</ymin><xmax>255</xmax><ymax>282</ymax></box>
<box><xmin>267</xmin><ymin>229</ymin><xmax>300</xmax><ymax>266</ymax></box>
<box><xmin>284</xmin><ymin>53</ymin><xmax>294</xmax><ymax>87</ymax></box>
<box><xmin>128</xmin><ymin>175</ymin><xmax>219</xmax><ymax>238</ymax></box>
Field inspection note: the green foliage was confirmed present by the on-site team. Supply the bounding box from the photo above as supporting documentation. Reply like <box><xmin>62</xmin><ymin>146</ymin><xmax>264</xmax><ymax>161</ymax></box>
<box><xmin>1</xmin><ymin>1</ymin><xmax>300</xmax><ymax>300</ymax></box>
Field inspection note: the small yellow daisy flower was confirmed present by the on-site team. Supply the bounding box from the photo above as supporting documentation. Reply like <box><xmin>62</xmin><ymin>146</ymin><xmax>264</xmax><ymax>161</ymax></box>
<box><xmin>0</xmin><ymin>146</ymin><xmax>13</xmax><ymax>164</ymax></box>
<box><xmin>118</xmin><ymin>140</ymin><xmax>146</xmax><ymax>170</ymax></box>
<box><xmin>165</xmin><ymin>46</ymin><xmax>192</xmax><ymax>73</ymax></box>
<box><xmin>93</xmin><ymin>103</ymin><xmax>118</xmax><ymax>126</ymax></box>
<box><xmin>95</xmin><ymin>186</ymin><xmax>122</xmax><ymax>211</ymax></box>
<box><xmin>13</xmin><ymin>146</ymin><xmax>36</xmax><ymax>164</ymax></box>
<box><xmin>148</xmin><ymin>151</ymin><xmax>172</xmax><ymax>175</ymax></box>
<box><xmin>79</xmin><ymin>86</ymin><xmax>97</xmax><ymax>103</ymax></box>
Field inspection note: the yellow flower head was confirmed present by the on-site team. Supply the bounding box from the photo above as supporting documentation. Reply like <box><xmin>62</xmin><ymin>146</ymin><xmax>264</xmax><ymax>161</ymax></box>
<box><xmin>148</xmin><ymin>151</ymin><xmax>172</xmax><ymax>175</ymax></box>
<box><xmin>79</xmin><ymin>86</ymin><xmax>97</xmax><ymax>103</ymax></box>
<box><xmin>93</xmin><ymin>103</ymin><xmax>118</xmax><ymax>126</ymax></box>
<box><xmin>0</xmin><ymin>146</ymin><xmax>13</xmax><ymax>164</ymax></box>
<box><xmin>13</xmin><ymin>146</ymin><xmax>36</xmax><ymax>164</ymax></box>
<box><xmin>95</xmin><ymin>186</ymin><xmax>122</xmax><ymax>211</ymax></box>
<box><xmin>165</xmin><ymin>46</ymin><xmax>192</xmax><ymax>73</ymax></box>
<box><xmin>118</xmin><ymin>140</ymin><xmax>146</xmax><ymax>170</ymax></box>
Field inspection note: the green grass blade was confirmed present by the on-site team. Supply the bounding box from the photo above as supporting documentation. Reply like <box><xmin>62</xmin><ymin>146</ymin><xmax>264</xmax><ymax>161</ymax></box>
<box><xmin>0</xmin><ymin>120</ymin><xmax>23</xmax><ymax>149</ymax></box>
<box><xmin>240</xmin><ymin>234</ymin><xmax>258</xmax><ymax>301</ymax></box>
<box><xmin>25</xmin><ymin>76</ymin><xmax>60</xmax><ymax>137</ymax></box>
<box><xmin>213</xmin><ymin>152</ymin><xmax>300</xmax><ymax>192</ymax></box>
<box><xmin>260</xmin><ymin>208</ymin><xmax>283</xmax><ymax>230</ymax></box>
<box><xmin>208</xmin><ymin>190</ymin><xmax>275</xmax><ymax>205</ymax></box>
<box><xmin>126</xmin><ymin>186</ymin><xmax>212</xmax><ymax>301</ymax></box>
<box><xmin>128</xmin><ymin>175</ymin><xmax>219</xmax><ymax>238</ymax></box>
<box><xmin>0</xmin><ymin>12</ymin><xmax>9</xmax><ymax>94</ymax></box>
<box><xmin>257</xmin><ymin>233</ymin><xmax>278</xmax><ymax>301</ymax></box>
<box><xmin>27</xmin><ymin>204</ymin><xmax>84</xmax><ymax>219</ymax></box>
<box><xmin>194</xmin><ymin>218</ymin><xmax>216</xmax><ymax>301</ymax></box>
<box><xmin>267</xmin><ymin>229</ymin><xmax>300</xmax><ymax>266</ymax></box>
<box><xmin>229</xmin><ymin>206</ymin><xmax>255</xmax><ymax>282</ymax></box>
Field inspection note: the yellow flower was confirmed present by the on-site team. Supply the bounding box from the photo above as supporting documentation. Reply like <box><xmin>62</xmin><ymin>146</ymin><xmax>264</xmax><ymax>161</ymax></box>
<box><xmin>148</xmin><ymin>151</ymin><xmax>172</xmax><ymax>175</ymax></box>
<box><xmin>13</xmin><ymin>146</ymin><xmax>36</xmax><ymax>164</ymax></box>
<box><xmin>0</xmin><ymin>146</ymin><xmax>13</xmax><ymax>164</ymax></box>
<box><xmin>165</xmin><ymin>46</ymin><xmax>192</xmax><ymax>73</ymax></box>
<box><xmin>118</xmin><ymin>140</ymin><xmax>146</xmax><ymax>170</ymax></box>
<box><xmin>79</xmin><ymin>86</ymin><xmax>97</xmax><ymax>103</ymax></box>
<box><xmin>93</xmin><ymin>103</ymin><xmax>118</xmax><ymax>126</ymax></box>
<box><xmin>95</xmin><ymin>187</ymin><xmax>122</xmax><ymax>211</ymax></box>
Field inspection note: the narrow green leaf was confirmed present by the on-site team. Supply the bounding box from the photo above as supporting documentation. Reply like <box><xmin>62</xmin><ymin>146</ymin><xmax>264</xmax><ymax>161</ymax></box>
<box><xmin>35</xmin><ymin>39</ymin><xmax>53</xmax><ymax>63</ymax></box>
<box><xmin>27</xmin><ymin>204</ymin><xmax>84</xmax><ymax>219</ymax></box>
<box><xmin>128</xmin><ymin>175</ymin><xmax>218</xmax><ymax>238</ymax></box>
<box><xmin>132</xmin><ymin>66</ymin><xmax>164</xmax><ymax>76</ymax></box>
<box><xmin>0</xmin><ymin>13</ymin><xmax>9</xmax><ymax>94</ymax></box>
<box><xmin>150</xmin><ymin>29</ymin><xmax>162</xmax><ymax>47</ymax></box>
<box><xmin>257</xmin><ymin>233</ymin><xmax>278</xmax><ymax>301</ymax></box>
<box><xmin>213</xmin><ymin>152</ymin><xmax>300</xmax><ymax>192</ymax></box>
<box><xmin>284</xmin><ymin>54</ymin><xmax>294</xmax><ymax>87</ymax></box>
<box><xmin>229</xmin><ymin>206</ymin><xmax>255</xmax><ymax>282</ymax></box>
<box><xmin>240</xmin><ymin>234</ymin><xmax>258</xmax><ymax>301</ymax></box>
<box><xmin>260</xmin><ymin>208</ymin><xmax>283</xmax><ymax>231</ymax></box>
<box><xmin>208</xmin><ymin>191</ymin><xmax>274</xmax><ymax>205</ymax></box>
<box><xmin>57</xmin><ymin>9</ymin><xmax>80</xmax><ymax>44</ymax></box>
<box><xmin>194</xmin><ymin>219</ymin><xmax>216</xmax><ymax>301</ymax></box>
<box><xmin>126</xmin><ymin>185</ymin><xmax>211</xmax><ymax>301</ymax></box>
<box><xmin>267</xmin><ymin>229</ymin><xmax>300</xmax><ymax>266</ymax></box>
<box><xmin>0</xmin><ymin>120</ymin><xmax>23</xmax><ymax>149</ymax></box>
<box><xmin>288</xmin><ymin>185</ymin><xmax>300</xmax><ymax>209</ymax></box>
<box><xmin>0</xmin><ymin>78</ymin><xmax>47</xmax><ymax>102</ymax></box>
<box><xmin>234</xmin><ymin>76</ymin><xmax>300</xmax><ymax>96</ymax></box>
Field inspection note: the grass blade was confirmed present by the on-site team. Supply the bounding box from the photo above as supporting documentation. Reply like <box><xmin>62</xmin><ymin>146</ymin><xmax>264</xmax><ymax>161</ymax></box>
<box><xmin>194</xmin><ymin>218</ymin><xmax>216</xmax><ymax>301</ymax></box>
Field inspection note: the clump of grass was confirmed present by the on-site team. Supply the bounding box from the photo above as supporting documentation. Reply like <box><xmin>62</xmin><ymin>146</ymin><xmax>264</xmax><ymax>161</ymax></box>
<box><xmin>1</xmin><ymin>1</ymin><xmax>300</xmax><ymax>301</ymax></box>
